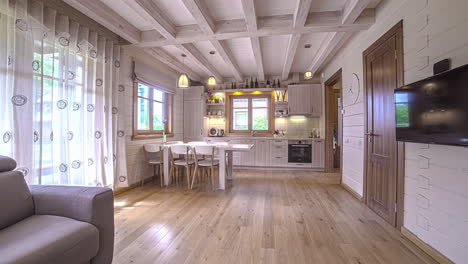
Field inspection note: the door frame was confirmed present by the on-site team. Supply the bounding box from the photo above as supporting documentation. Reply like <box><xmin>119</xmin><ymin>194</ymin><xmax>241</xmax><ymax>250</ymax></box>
<box><xmin>324</xmin><ymin>69</ymin><xmax>343</xmax><ymax>174</ymax></box>
<box><xmin>363</xmin><ymin>20</ymin><xmax>405</xmax><ymax>230</ymax></box>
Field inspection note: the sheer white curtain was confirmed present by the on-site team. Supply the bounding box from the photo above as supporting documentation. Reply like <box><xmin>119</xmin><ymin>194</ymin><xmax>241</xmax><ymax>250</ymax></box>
<box><xmin>0</xmin><ymin>0</ymin><xmax>127</xmax><ymax>188</ymax></box>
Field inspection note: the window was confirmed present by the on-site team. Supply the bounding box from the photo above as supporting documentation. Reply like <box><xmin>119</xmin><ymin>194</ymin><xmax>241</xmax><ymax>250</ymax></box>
<box><xmin>229</xmin><ymin>94</ymin><xmax>273</xmax><ymax>133</ymax></box>
<box><xmin>133</xmin><ymin>83</ymin><xmax>173</xmax><ymax>139</ymax></box>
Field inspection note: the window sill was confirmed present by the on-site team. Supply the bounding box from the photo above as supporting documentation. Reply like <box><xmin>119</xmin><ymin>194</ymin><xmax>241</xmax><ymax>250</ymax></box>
<box><xmin>132</xmin><ymin>133</ymin><xmax>174</xmax><ymax>140</ymax></box>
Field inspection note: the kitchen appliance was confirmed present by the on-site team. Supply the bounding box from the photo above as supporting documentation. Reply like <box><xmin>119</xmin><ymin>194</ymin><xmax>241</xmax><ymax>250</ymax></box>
<box><xmin>394</xmin><ymin>64</ymin><xmax>468</xmax><ymax>146</ymax></box>
<box><xmin>208</xmin><ymin>128</ymin><xmax>225</xmax><ymax>137</ymax></box>
<box><xmin>288</xmin><ymin>140</ymin><xmax>312</xmax><ymax>165</ymax></box>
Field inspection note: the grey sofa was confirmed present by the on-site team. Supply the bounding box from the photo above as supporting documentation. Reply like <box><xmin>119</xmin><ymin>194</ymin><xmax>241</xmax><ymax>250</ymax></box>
<box><xmin>0</xmin><ymin>156</ymin><xmax>114</xmax><ymax>264</ymax></box>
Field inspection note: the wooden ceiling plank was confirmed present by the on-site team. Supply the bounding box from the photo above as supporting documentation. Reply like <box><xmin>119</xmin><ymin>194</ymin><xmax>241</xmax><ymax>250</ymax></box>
<box><xmin>137</xmin><ymin>10</ymin><xmax>375</xmax><ymax>47</ymax></box>
<box><xmin>144</xmin><ymin>48</ymin><xmax>201</xmax><ymax>81</ymax></box>
<box><xmin>181</xmin><ymin>0</ymin><xmax>242</xmax><ymax>81</ymax></box>
<box><xmin>210</xmin><ymin>40</ymin><xmax>243</xmax><ymax>81</ymax></box>
<box><xmin>308</xmin><ymin>0</ymin><xmax>370</xmax><ymax>73</ymax></box>
<box><xmin>129</xmin><ymin>0</ymin><xmax>176</xmax><ymax>40</ymax></box>
<box><xmin>241</xmin><ymin>0</ymin><xmax>264</xmax><ymax>81</ymax></box>
<box><xmin>176</xmin><ymin>43</ymin><xmax>224</xmax><ymax>83</ymax></box>
<box><xmin>282</xmin><ymin>0</ymin><xmax>312</xmax><ymax>80</ymax></box>
<box><xmin>62</xmin><ymin>0</ymin><xmax>141</xmax><ymax>43</ymax></box>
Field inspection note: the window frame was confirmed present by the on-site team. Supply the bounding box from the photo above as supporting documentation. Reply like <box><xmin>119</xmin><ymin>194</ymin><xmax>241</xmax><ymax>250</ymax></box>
<box><xmin>226</xmin><ymin>93</ymin><xmax>274</xmax><ymax>135</ymax></box>
<box><xmin>132</xmin><ymin>82</ymin><xmax>173</xmax><ymax>140</ymax></box>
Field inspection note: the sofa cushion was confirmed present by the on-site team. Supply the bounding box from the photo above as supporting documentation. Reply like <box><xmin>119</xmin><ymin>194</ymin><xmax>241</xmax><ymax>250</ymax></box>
<box><xmin>0</xmin><ymin>215</ymin><xmax>99</xmax><ymax>264</ymax></box>
<box><xmin>0</xmin><ymin>155</ymin><xmax>16</xmax><ymax>172</ymax></box>
<box><xmin>0</xmin><ymin>170</ymin><xmax>34</xmax><ymax>230</ymax></box>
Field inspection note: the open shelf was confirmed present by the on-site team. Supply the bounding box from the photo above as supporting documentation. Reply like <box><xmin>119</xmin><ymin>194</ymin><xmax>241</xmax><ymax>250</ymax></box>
<box><xmin>207</xmin><ymin>87</ymin><xmax>287</xmax><ymax>93</ymax></box>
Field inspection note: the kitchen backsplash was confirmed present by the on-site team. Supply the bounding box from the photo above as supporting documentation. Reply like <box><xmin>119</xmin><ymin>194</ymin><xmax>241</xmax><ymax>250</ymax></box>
<box><xmin>204</xmin><ymin>116</ymin><xmax>320</xmax><ymax>138</ymax></box>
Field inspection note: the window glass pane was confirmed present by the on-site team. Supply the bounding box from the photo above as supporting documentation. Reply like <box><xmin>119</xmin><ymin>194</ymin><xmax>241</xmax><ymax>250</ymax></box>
<box><xmin>153</xmin><ymin>88</ymin><xmax>164</xmax><ymax>102</ymax></box>
<box><xmin>252</xmin><ymin>98</ymin><xmax>268</xmax><ymax>108</ymax></box>
<box><xmin>137</xmin><ymin>98</ymin><xmax>150</xmax><ymax>130</ymax></box>
<box><xmin>138</xmin><ymin>83</ymin><xmax>150</xmax><ymax>98</ymax></box>
<box><xmin>233</xmin><ymin>98</ymin><xmax>248</xmax><ymax>108</ymax></box>
<box><xmin>252</xmin><ymin>108</ymin><xmax>268</xmax><ymax>130</ymax></box>
<box><xmin>153</xmin><ymin>101</ymin><xmax>164</xmax><ymax>130</ymax></box>
<box><xmin>43</xmin><ymin>43</ymin><xmax>55</xmax><ymax>77</ymax></box>
<box><xmin>233</xmin><ymin>109</ymin><xmax>248</xmax><ymax>130</ymax></box>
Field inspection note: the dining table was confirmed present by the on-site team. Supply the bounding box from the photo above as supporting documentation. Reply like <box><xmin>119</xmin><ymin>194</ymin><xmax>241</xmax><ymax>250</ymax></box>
<box><xmin>161</xmin><ymin>141</ymin><xmax>254</xmax><ymax>190</ymax></box>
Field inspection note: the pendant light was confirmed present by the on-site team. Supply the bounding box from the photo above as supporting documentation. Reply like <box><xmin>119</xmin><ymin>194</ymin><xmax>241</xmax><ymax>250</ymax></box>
<box><xmin>178</xmin><ymin>54</ymin><xmax>190</xmax><ymax>88</ymax></box>
<box><xmin>304</xmin><ymin>44</ymin><xmax>313</xmax><ymax>80</ymax></box>
<box><xmin>207</xmin><ymin>51</ymin><xmax>217</xmax><ymax>86</ymax></box>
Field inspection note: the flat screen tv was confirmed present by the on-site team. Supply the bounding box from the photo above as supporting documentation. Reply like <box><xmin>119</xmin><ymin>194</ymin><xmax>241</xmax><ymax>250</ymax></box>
<box><xmin>394</xmin><ymin>64</ymin><xmax>468</xmax><ymax>147</ymax></box>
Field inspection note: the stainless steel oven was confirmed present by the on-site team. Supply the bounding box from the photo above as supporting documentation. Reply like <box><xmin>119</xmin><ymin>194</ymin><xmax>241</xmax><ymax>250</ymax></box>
<box><xmin>288</xmin><ymin>140</ymin><xmax>312</xmax><ymax>164</ymax></box>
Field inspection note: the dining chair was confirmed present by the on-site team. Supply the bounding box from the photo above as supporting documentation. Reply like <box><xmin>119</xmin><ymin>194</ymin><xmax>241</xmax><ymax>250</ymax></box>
<box><xmin>169</xmin><ymin>145</ymin><xmax>195</xmax><ymax>189</ymax></box>
<box><xmin>143</xmin><ymin>144</ymin><xmax>164</xmax><ymax>187</ymax></box>
<box><xmin>191</xmin><ymin>145</ymin><xmax>219</xmax><ymax>190</ymax></box>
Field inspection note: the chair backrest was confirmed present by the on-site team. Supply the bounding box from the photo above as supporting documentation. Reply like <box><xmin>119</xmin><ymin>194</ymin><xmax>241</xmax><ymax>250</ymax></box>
<box><xmin>193</xmin><ymin>145</ymin><xmax>215</xmax><ymax>156</ymax></box>
<box><xmin>188</xmin><ymin>141</ymin><xmax>208</xmax><ymax>145</ymax></box>
<box><xmin>0</xmin><ymin>156</ymin><xmax>34</xmax><ymax>230</ymax></box>
<box><xmin>144</xmin><ymin>144</ymin><xmax>162</xmax><ymax>153</ymax></box>
<box><xmin>170</xmin><ymin>145</ymin><xmax>190</xmax><ymax>155</ymax></box>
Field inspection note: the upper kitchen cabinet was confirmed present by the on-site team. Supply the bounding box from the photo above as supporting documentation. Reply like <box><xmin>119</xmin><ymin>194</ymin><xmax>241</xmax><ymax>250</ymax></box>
<box><xmin>287</xmin><ymin>84</ymin><xmax>322</xmax><ymax>117</ymax></box>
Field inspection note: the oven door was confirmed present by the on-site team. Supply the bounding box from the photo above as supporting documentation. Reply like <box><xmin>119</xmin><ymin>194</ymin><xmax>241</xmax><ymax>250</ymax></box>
<box><xmin>288</xmin><ymin>144</ymin><xmax>312</xmax><ymax>163</ymax></box>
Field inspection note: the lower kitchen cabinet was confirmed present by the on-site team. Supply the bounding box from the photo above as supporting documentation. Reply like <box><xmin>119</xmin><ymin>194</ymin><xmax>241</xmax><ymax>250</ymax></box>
<box><xmin>255</xmin><ymin>139</ymin><xmax>270</xmax><ymax>166</ymax></box>
<box><xmin>311</xmin><ymin>140</ymin><xmax>325</xmax><ymax>168</ymax></box>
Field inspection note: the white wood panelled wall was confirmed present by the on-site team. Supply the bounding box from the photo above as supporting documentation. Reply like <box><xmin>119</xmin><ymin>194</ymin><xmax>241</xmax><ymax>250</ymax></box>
<box><xmin>321</xmin><ymin>0</ymin><xmax>468</xmax><ymax>262</ymax></box>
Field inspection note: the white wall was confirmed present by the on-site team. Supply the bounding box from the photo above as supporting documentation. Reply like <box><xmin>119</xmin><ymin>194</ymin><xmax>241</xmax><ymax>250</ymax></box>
<box><xmin>321</xmin><ymin>0</ymin><xmax>468</xmax><ymax>262</ymax></box>
<box><xmin>119</xmin><ymin>46</ymin><xmax>184</xmax><ymax>187</ymax></box>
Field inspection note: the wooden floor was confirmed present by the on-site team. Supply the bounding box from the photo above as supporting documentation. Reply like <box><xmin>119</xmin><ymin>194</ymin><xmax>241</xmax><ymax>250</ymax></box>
<box><xmin>113</xmin><ymin>169</ymin><xmax>435</xmax><ymax>264</ymax></box>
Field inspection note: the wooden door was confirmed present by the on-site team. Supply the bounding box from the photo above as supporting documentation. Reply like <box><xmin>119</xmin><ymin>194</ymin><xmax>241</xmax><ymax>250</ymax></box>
<box><xmin>364</xmin><ymin>22</ymin><xmax>403</xmax><ymax>226</ymax></box>
<box><xmin>183</xmin><ymin>100</ymin><xmax>203</xmax><ymax>141</ymax></box>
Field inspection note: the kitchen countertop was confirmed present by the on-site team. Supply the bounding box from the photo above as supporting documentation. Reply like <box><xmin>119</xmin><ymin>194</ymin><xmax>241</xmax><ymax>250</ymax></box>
<box><xmin>204</xmin><ymin>136</ymin><xmax>324</xmax><ymax>141</ymax></box>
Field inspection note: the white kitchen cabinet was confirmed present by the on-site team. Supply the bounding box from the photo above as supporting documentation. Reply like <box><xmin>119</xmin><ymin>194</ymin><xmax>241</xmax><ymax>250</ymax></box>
<box><xmin>311</xmin><ymin>140</ymin><xmax>325</xmax><ymax>168</ymax></box>
<box><xmin>255</xmin><ymin>139</ymin><xmax>270</xmax><ymax>166</ymax></box>
<box><xmin>287</xmin><ymin>84</ymin><xmax>322</xmax><ymax>116</ymax></box>
<box><xmin>183</xmin><ymin>87</ymin><xmax>204</xmax><ymax>142</ymax></box>
<box><xmin>269</xmin><ymin>139</ymin><xmax>288</xmax><ymax>167</ymax></box>
<box><xmin>240</xmin><ymin>140</ymin><xmax>255</xmax><ymax>166</ymax></box>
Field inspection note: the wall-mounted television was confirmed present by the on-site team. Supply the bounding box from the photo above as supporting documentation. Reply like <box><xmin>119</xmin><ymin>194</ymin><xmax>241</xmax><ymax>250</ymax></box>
<box><xmin>394</xmin><ymin>64</ymin><xmax>468</xmax><ymax>147</ymax></box>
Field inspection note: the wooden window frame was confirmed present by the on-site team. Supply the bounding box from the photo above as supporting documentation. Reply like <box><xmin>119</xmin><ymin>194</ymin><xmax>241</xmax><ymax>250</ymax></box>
<box><xmin>132</xmin><ymin>82</ymin><xmax>174</xmax><ymax>140</ymax></box>
<box><xmin>226</xmin><ymin>92</ymin><xmax>274</xmax><ymax>135</ymax></box>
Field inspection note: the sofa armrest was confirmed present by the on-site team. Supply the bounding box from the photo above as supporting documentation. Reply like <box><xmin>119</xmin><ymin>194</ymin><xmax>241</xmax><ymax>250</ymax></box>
<box><xmin>29</xmin><ymin>185</ymin><xmax>114</xmax><ymax>264</ymax></box>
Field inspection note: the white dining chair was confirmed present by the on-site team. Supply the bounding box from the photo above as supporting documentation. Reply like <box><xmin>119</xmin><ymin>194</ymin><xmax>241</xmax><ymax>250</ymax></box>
<box><xmin>169</xmin><ymin>145</ymin><xmax>195</xmax><ymax>189</ymax></box>
<box><xmin>191</xmin><ymin>145</ymin><xmax>219</xmax><ymax>190</ymax></box>
<box><xmin>143</xmin><ymin>144</ymin><xmax>164</xmax><ymax>187</ymax></box>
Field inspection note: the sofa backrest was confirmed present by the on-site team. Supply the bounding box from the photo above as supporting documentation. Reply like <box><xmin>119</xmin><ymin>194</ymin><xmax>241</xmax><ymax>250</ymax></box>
<box><xmin>0</xmin><ymin>156</ymin><xmax>34</xmax><ymax>230</ymax></box>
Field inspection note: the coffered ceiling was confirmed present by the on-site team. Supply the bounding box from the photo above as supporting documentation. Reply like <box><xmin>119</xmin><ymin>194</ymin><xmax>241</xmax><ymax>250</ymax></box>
<box><xmin>64</xmin><ymin>0</ymin><xmax>382</xmax><ymax>82</ymax></box>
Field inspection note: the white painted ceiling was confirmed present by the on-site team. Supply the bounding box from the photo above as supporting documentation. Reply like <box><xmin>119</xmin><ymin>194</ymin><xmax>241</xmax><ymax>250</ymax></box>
<box><xmin>99</xmin><ymin>0</ymin><xmax>380</xmax><ymax>81</ymax></box>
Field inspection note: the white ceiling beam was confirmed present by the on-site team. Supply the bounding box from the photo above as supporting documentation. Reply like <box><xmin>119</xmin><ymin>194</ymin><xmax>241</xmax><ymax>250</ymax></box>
<box><xmin>144</xmin><ymin>48</ymin><xmax>201</xmax><ymax>81</ymax></box>
<box><xmin>210</xmin><ymin>40</ymin><xmax>243</xmax><ymax>81</ymax></box>
<box><xmin>176</xmin><ymin>44</ymin><xmax>224</xmax><ymax>83</ymax></box>
<box><xmin>181</xmin><ymin>0</ymin><xmax>243</xmax><ymax>81</ymax></box>
<box><xmin>137</xmin><ymin>10</ymin><xmax>375</xmax><ymax>47</ymax></box>
<box><xmin>126</xmin><ymin>0</ymin><xmax>176</xmax><ymax>40</ymax></box>
<box><xmin>307</xmin><ymin>0</ymin><xmax>371</xmax><ymax>73</ymax></box>
<box><xmin>240</xmin><ymin>0</ymin><xmax>264</xmax><ymax>81</ymax></box>
<box><xmin>282</xmin><ymin>0</ymin><xmax>313</xmax><ymax>80</ymax></box>
<box><xmin>181</xmin><ymin>0</ymin><xmax>215</xmax><ymax>34</ymax></box>
<box><xmin>281</xmin><ymin>34</ymin><xmax>301</xmax><ymax>80</ymax></box>
<box><xmin>342</xmin><ymin>0</ymin><xmax>370</xmax><ymax>24</ymax></box>
<box><xmin>62</xmin><ymin>0</ymin><xmax>141</xmax><ymax>43</ymax></box>
<box><xmin>293</xmin><ymin>0</ymin><xmax>313</xmax><ymax>28</ymax></box>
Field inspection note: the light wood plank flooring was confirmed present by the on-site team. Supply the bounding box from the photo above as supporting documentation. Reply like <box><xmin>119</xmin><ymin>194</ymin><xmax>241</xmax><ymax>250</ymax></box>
<box><xmin>113</xmin><ymin>169</ymin><xmax>435</xmax><ymax>264</ymax></box>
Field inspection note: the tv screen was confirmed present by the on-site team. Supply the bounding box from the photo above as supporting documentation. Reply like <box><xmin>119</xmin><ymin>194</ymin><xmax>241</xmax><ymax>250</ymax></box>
<box><xmin>395</xmin><ymin>64</ymin><xmax>468</xmax><ymax>147</ymax></box>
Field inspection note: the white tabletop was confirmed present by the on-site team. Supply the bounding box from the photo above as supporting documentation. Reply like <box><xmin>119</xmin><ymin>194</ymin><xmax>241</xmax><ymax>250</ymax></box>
<box><xmin>161</xmin><ymin>141</ymin><xmax>254</xmax><ymax>152</ymax></box>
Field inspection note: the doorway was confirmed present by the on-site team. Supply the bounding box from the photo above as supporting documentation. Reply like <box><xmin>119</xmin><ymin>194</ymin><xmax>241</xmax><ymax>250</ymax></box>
<box><xmin>363</xmin><ymin>21</ymin><xmax>404</xmax><ymax>228</ymax></box>
<box><xmin>324</xmin><ymin>70</ymin><xmax>343</xmax><ymax>173</ymax></box>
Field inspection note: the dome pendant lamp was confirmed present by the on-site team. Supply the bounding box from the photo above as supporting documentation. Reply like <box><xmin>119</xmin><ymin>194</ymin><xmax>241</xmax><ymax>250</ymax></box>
<box><xmin>304</xmin><ymin>44</ymin><xmax>313</xmax><ymax>80</ymax></box>
<box><xmin>177</xmin><ymin>54</ymin><xmax>190</xmax><ymax>88</ymax></box>
<box><xmin>207</xmin><ymin>51</ymin><xmax>217</xmax><ymax>86</ymax></box>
